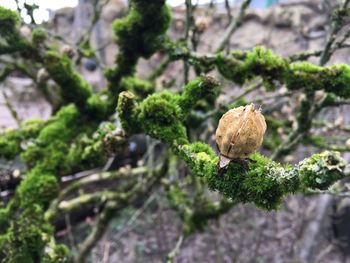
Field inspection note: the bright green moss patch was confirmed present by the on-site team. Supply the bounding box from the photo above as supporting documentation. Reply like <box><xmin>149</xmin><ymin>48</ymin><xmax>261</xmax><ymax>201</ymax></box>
<box><xmin>2</xmin><ymin>103</ymin><xmax>104</xmax><ymax>262</ymax></box>
<box><xmin>44</xmin><ymin>51</ymin><xmax>92</xmax><ymax>110</ymax></box>
<box><xmin>0</xmin><ymin>128</ymin><xmax>22</xmax><ymax>159</ymax></box>
<box><xmin>139</xmin><ymin>91</ymin><xmax>187</xmax><ymax>145</ymax></box>
<box><xmin>42</xmin><ymin>244</ymin><xmax>69</xmax><ymax>263</ymax></box>
<box><xmin>32</xmin><ymin>27</ymin><xmax>47</xmax><ymax>45</ymax></box>
<box><xmin>86</xmin><ymin>93</ymin><xmax>111</xmax><ymax>120</ymax></box>
<box><xmin>66</xmin><ymin>123</ymin><xmax>121</xmax><ymax>170</ymax></box>
<box><xmin>18</xmin><ymin>169</ymin><xmax>59</xmax><ymax>209</ymax></box>
<box><xmin>120</xmin><ymin>77</ymin><xmax>154</xmax><ymax>98</ymax></box>
<box><xmin>117</xmin><ymin>89</ymin><xmax>190</xmax><ymax>145</ymax></box>
<box><xmin>117</xmin><ymin>91</ymin><xmax>142</xmax><ymax>134</ymax></box>
<box><xmin>178</xmin><ymin>142</ymin><xmax>217</xmax><ymax>178</ymax></box>
<box><xmin>106</xmin><ymin>0</ymin><xmax>171</xmax><ymax>90</ymax></box>
<box><xmin>216</xmin><ymin>53</ymin><xmax>247</xmax><ymax>84</ymax></box>
<box><xmin>21</xmin><ymin>105</ymin><xmax>98</xmax><ymax>175</ymax></box>
<box><xmin>214</xmin><ymin>46</ymin><xmax>350</xmax><ymax>98</ymax></box>
<box><xmin>203</xmin><ymin>152</ymin><xmax>296</xmax><ymax>210</ymax></box>
<box><xmin>118</xmin><ymin>76</ymin><xmax>220</xmax><ymax>145</ymax></box>
<box><xmin>113</xmin><ymin>1</ymin><xmax>171</xmax><ymax>58</ymax></box>
<box><xmin>179</xmin><ymin>143</ymin><xmax>345</xmax><ymax>210</ymax></box>
<box><xmin>4</xmin><ymin>205</ymin><xmax>53</xmax><ymax>263</ymax></box>
<box><xmin>245</xmin><ymin>47</ymin><xmax>288</xmax><ymax>90</ymax></box>
<box><xmin>0</xmin><ymin>120</ymin><xmax>44</xmax><ymax>160</ymax></box>
<box><xmin>0</xmin><ymin>7</ymin><xmax>20</xmax><ymax>37</ymax></box>
<box><xmin>177</xmin><ymin>75</ymin><xmax>220</xmax><ymax>116</ymax></box>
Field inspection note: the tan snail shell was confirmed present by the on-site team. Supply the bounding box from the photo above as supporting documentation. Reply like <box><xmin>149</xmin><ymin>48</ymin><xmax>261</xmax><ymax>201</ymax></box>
<box><xmin>215</xmin><ymin>104</ymin><xmax>267</xmax><ymax>168</ymax></box>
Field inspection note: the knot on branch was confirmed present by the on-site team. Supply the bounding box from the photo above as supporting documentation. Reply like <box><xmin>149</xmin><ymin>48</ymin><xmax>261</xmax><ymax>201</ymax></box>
<box><xmin>298</xmin><ymin>151</ymin><xmax>345</xmax><ymax>190</ymax></box>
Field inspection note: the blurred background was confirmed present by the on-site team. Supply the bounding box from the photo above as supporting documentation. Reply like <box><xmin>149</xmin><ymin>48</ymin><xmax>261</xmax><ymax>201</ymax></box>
<box><xmin>1</xmin><ymin>0</ymin><xmax>350</xmax><ymax>262</ymax></box>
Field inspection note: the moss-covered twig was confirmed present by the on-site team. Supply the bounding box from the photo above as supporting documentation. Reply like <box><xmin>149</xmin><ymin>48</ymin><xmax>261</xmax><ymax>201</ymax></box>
<box><xmin>105</xmin><ymin>0</ymin><xmax>171</xmax><ymax>92</ymax></box>
<box><xmin>116</xmin><ymin>75</ymin><xmax>347</xmax><ymax>210</ymax></box>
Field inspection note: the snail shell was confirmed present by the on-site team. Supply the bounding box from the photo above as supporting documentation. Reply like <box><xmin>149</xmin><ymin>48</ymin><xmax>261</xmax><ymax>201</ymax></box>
<box><xmin>215</xmin><ymin>104</ymin><xmax>267</xmax><ymax>167</ymax></box>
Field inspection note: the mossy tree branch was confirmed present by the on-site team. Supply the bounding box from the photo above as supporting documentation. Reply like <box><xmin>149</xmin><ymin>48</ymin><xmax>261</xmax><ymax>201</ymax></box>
<box><xmin>117</xmin><ymin>76</ymin><xmax>347</xmax><ymax>210</ymax></box>
<box><xmin>105</xmin><ymin>0</ymin><xmax>171</xmax><ymax>92</ymax></box>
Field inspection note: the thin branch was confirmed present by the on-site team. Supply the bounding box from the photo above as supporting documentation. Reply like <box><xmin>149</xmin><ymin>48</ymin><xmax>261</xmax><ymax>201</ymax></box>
<box><xmin>46</xmin><ymin>167</ymin><xmax>148</xmax><ymax>221</ymax></box>
<box><xmin>215</xmin><ymin>0</ymin><xmax>252</xmax><ymax>52</ymax></box>
<box><xmin>166</xmin><ymin>235</ymin><xmax>184</xmax><ymax>263</ymax></box>
<box><xmin>225</xmin><ymin>0</ymin><xmax>232</xmax><ymax>25</ymax></box>
<box><xmin>1</xmin><ymin>89</ymin><xmax>21</xmax><ymax>126</ymax></box>
<box><xmin>73</xmin><ymin>160</ymin><xmax>168</xmax><ymax>263</ymax></box>
<box><xmin>148</xmin><ymin>56</ymin><xmax>171</xmax><ymax>81</ymax></box>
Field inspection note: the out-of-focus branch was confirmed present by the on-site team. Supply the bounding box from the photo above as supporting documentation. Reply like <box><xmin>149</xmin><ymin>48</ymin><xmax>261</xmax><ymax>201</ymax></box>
<box><xmin>46</xmin><ymin>166</ymin><xmax>148</xmax><ymax>221</ymax></box>
<box><xmin>74</xmin><ymin>159</ymin><xmax>168</xmax><ymax>263</ymax></box>
<box><xmin>1</xmin><ymin>89</ymin><xmax>21</xmax><ymax>126</ymax></box>
<box><xmin>215</xmin><ymin>0</ymin><xmax>252</xmax><ymax>52</ymax></box>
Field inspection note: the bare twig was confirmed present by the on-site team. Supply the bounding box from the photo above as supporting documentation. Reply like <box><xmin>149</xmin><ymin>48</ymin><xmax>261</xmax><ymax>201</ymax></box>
<box><xmin>166</xmin><ymin>234</ymin><xmax>184</xmax><ymax>263</ymax></box>
<box><xmin>1</xmin><ymin>89</ymin><xmax>21</xmax><ymax>126</ymax></box>
<box><xmin>225</xmin><ymin>0</ymin><xmax>233</xmax><ymax>25</ymax></box>
<box><xmin>215</xmin><ymin>0</ymin><xmax>252</xmax><ymax>52</ymax></box>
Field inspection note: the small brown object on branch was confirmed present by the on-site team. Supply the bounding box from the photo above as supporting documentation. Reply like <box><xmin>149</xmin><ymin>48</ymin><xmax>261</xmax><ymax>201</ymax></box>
<box><xmin>215</xmin><ymin>104</ymin><xmax>267</xmax><ymax>169</ymax></box>
<box><xmin>60</xmin><ymin>45</ymin><xmax>75</xmax><ymax>58</ymax></box>
<box><xmin>195</xmin><ymin>17</ymin><xmax>209</xmax><ymax>33</ymax></box>
<box><xmin>37</xmin><ymin>68</ymin><xmax>49</xmax><ymax>83</ymax></box>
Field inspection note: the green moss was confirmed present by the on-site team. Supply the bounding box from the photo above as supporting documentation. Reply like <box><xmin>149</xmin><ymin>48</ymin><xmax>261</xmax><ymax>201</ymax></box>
<box><xmin>0</xmin><ymin>198</ymin><xmax>18</xmax><ymax>235</ymax></box>
<box><xmin>203</xmin><ymin>152</ymin><xmax>296</xmax><ymax>210</ymax></box>
<box><xmin>139</xmin><ymin>91</ymin><xmax>188</xmax><ymax>145</ymax></box>
<box><xmin>42</xmin><ymin>244</ymin><xmax>69</xmax><ymax>263</ymax></box>
<box><xmin>216</xmin><ymin>47</ymin><xmax>288</xmax><ymax>89</ymax></box>
<box><xmin>43</xmin><ymin>51</ymin><xmax>92</xmax><ymax>110</ymax></box>
<box><xmin>18</xmin><ymin>169</ymin><xmax>59</xmax><ymax>209</ymax></box>
<box><xmin>245</xmin><ymin>47</ymin><xmax>288</xmax><ymax>90</ymax></box>
<box><xmin>78</xmin><ymin>40</ymin><xmax>96</xmax><ymax>58</ymax></box>
<box><xmin>21</xmin><ymin>105</ymin><xmax>96</xmax><ymax>175</ymax></box>
<box><xmin>86</xmin><ymin>93</ymin><xmax>110</xmax><ymax>120</ymax></box>
<box><xmin>285</xmin><ymin>62</ymin><xmax>323</xmax><ymax>93</ymax></box>
<box><xmin>320</xmin><ymin>64</ymin><xmax>350</xmax><ymax>98</ymax></box>
<box><xmin>106</xmin><ymin>0</ymin><xmax>171</xmax><ymax>91</ymax></box>
<box><xmin>0</xmin><ymin>119</ymin><xmax>44</xmax><ymax>160</ymax></box>
<box><xmin>177</xmin><ymin>75</ymin><xmax>220</xmax><ymax>116</ymax></box>
<box><xmin>113</xmin><ymin>2</ymin><xmax>171</xmax><ymax>58</ymax></box>
<box><xmin>216</xmin><ymin>53</ymin><xmax>247</xmax><ymax>84</ymax></box>
<box><xmin>179</xmin><ymin>142</ymin><xmax>217</xmax><ymax>178</ymax></box>
<box><xmin>0</xmin><ymin>7</ymin><xmax>36</xmax><ymax>56</ymax></box>
<box><xmin>298</xmin><ymin>151</ymin><xmax>345</xmax><ymax>190</ymax></box>
<box><xmin>120</xmin><ymin>77</ymin><xmax>154</xmax><ymax>98</ymax></box>
<box><xmin>178</xmin><ymin>143</ymin><xmax>345</xmax><ymax>210</ymax></box>
<box><xmin>65</xmin><ymin>123</ymin><xmax>120</xmax><ymax>170</ymax></box>
<box><xmin>1</xmin><ymin>104</ymin><xmax>103</xmax><ymax>262</ymax></box>
<box><xmin>117</xmin><ymin>91</ymin><xmax>142</xmax><ymax>134</ymax></box>
<box><xmin>213</xmin><ymin>47</ymin><xmax>350</xmax><ymax>98</ymax></box>
<box><xmin>4</xmin><ymin>205</ymin><xmax>53</xmax><ymax>263</ymax></box>
<box><xmin>0</xmin><ymin>7</ymin><xmax>20</xmax><ymax>37</ymax></box>
<box><xmin>0</xmin><ymin>128</ymin><xmax>22</xmax><ymax>159</ymax></box>
<box><xmin>32</xmin><ymin>27</ymin><xmax>47</xmax><ymax>45</ymax></box>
